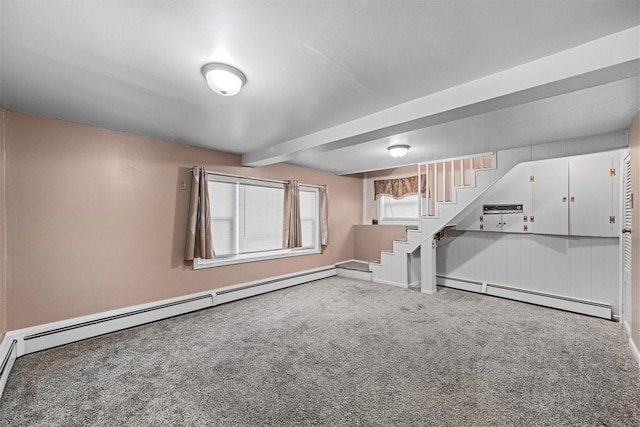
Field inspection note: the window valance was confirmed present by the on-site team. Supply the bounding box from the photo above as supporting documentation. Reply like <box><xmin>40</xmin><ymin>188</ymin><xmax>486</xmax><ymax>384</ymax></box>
<box><xmin>374</xmin><ymin>175</ymin><xmax>428</xmax><ymax>200</ymax></box>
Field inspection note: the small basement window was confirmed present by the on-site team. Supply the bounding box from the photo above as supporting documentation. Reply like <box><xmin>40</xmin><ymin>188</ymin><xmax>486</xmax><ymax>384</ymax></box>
<box><xmin>377</xmin><ymin>194</ymin><xmax>425</xmax><ymax>225</ymax></box>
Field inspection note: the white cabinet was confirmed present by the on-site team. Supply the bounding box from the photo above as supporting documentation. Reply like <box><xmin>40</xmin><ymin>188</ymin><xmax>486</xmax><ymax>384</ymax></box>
<box><xmin>456</xmin><ymin>151</ymin><xmax>621</xmax><ymax>238</ymax></box>
<box><xmin>569</xmin><ymin>156</ymin><xmax>618</xmax><ymax>236</ymax></box>
<box><xmin>482</xmin><ymin>213</ymin><xmax>528</xmax><ymax>233</ymax></box>
<box><xmin>530</xmin><ymin>158</ymin><xmax>568</xmax><ymax>235</ymax></box>
<box><xmin>531</xmin><ymin>155</ymin><xmax>619</xmax><ymax>237</ymax></box>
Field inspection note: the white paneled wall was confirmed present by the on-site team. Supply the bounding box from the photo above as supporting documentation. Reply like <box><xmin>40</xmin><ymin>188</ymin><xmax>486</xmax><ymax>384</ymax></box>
<box><xmin>436</xmin><ymin>231</ymin><xmax>620</xmax><ymax>314</ymax></box>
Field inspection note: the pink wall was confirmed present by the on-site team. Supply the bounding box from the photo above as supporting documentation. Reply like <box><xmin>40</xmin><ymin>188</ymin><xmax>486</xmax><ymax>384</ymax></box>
<box><xmin>4</xmin><ymin>109</ymin><xmax>362</xmax><ymax>330</ymax></box>
<box><xmin>353</xmin><ymin>225</ymin><xmax>408</xmax><ymax>262</ymax></box>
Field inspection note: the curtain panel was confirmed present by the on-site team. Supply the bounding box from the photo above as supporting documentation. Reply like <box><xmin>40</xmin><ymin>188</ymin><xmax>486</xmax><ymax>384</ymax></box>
<box><xmin>184</xmin><ymin>166</ymin><xmax>215</xmax><ymax>261</ymax></box>
<box><xmin>320</xmin><ymin>185</ymin><xmax>329</xmax><ymax>246</ymax></box>
<box><xmin>283</xmin><ymin>180</ymin><xmax>302</xmax><ymax>248</ymax></box>
<box><xmin>374</xmin><ymin>175</ymin><xmax>428</xmax><ymax>200</ymax></box>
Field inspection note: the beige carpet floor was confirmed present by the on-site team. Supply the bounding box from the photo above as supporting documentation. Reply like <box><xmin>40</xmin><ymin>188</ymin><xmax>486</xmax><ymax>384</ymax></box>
<box><xmin>1</xmin><ymin>276</ymin><xmax>639</xmax><ymax>426</ymax></box>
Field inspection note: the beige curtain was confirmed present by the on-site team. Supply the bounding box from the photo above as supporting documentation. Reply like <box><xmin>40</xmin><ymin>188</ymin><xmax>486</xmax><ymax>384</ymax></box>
<box><xmin>374</xmin><ymin>175</ymin><xmax>428</xmax><ymax>200</ymax></box>
<box><xmin>320</xmin><ymin>185</ymin><xmax>329</xmax><ymax>246</ymax></box>
<box><xmin>283</xmin><ymin>180</ymin><xmax>302</xmax><ymax>248</ymax></box>
<box><xmin>184</xmin><ymin>166</ymin><xmax>215</xmax><ymax>260</ymax></box>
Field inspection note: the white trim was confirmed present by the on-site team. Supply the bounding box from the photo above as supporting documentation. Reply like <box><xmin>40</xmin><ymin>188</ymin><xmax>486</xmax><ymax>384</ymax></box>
<box><xmin>371</xmin><ymin>277</ymin><xmax>409</xmax><ymax>289</ymax></box>
<box><xmin>0</xmin><ymin>265</ymin><xmax>336</xmax><ymax>400</ymax></box>
<box><xmin>437</xmin><ymin>275</ymin><xmax>612</xmax><ymax>319</ymax></box>
<box><xmin>212</xmin><ymin>266</ymin><xmax>335</xmax><ymax>305</ymax></box>
<box><xmin>193</xmin><ymin>246</ymin><xmax>320</xmax><ymax>269</ymax></box>
<box><xmin>336</xmin><ymin>268</ymin><xmax>372</xmax><ymax>281</ymax></box>
<box><xmin>363</xmin><ymin>172</ymin><xmax>368</xmax><ymax>224</ymax></box>
<box><xmin>623</xmin><ymin>320</ymin><xmax>632</xmax><ymax>337</ymax></box>
<box><xmin>629</xmin><ymin>336</ymin><xmax>640</xmax><ymax>369</ymax></box>
<box><xmin>0</xmin><ymin>335</ymin><xmax>18</xmax><ymax>399</ymax></box>
<box><xmin>622</xmin><ymin>320</ymin><xmax>640</xmax><ymax>370</ymax></box>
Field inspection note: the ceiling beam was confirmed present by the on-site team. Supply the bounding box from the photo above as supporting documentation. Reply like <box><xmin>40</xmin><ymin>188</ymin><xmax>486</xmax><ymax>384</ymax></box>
<box><xmin>242</xmin><ymin>26</ymin><xmax>640</xmax><ymax>167</ymax></box>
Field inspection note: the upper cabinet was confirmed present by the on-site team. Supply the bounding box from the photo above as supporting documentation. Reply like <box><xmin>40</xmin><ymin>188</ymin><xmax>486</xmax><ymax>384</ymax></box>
<box><xmin>457</xmin><ymin>150</ymin><xmax>622</xmax><ymax>238</ymax></box>
<box><xmin>567</xmin><ymin>156</ymin><xmax>619</xmax><ymax>237</ymax></box>
<box><xmin>530</xmin><ymin>158</ymin><xmax>568</xmax><ymax>235</ymax></box>
<box><xmin>531</xmin><ymin>154</ymin><xmax>619</xmax><ymax>237</ymax></box>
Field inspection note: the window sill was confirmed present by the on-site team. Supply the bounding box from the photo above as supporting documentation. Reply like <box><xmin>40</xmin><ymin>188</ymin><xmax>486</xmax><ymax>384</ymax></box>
<box><xmin>193</xmin><ymin>247</ymin><xmax>321</xmax><ymax>269</ymax></box>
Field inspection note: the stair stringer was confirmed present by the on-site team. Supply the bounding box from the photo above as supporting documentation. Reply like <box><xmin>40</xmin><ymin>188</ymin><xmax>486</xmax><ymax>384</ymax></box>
<box><xmin>370</xmin><ymin>155</ymin><xmax>527</xmax><ymax>288</ymax></box>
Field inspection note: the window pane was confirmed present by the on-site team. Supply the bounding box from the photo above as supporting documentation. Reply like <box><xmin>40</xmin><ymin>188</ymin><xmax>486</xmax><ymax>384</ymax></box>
<box><xmin>300</xmin><ymin>189</ymin><xmax>317</xmax><ymax>248</ymax></box>
<box><xmin>379</xmin><ymin>195</ymin><xmax>419</xmax><ymax>220</ymax></box>
<box><xmin>209</xmin><ymin>182</ymin><xmax>236</xmax><ymax>256</ymax></box>
<box><xmin>207</xmin><ymin>178</ymin><xmax>321</xmax><ymax>263</ymax></box>
<box><xmin>240</xmin><ymin>185</ymin><xmax>283</xmax><ymax>253</ymax></box>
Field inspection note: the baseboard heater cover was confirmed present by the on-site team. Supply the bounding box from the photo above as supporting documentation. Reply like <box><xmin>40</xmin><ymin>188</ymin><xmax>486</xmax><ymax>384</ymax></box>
<box><xmin>0</xmin><ymin>339</ymin><xmax>18</xmax><ymax>400</ymax></box>
<box><xmin>0</xmin><ymin>265</ymin><xmax>337</xmax><ymax>400</ymax></box>
<box><xmin>16</xmin><ymin>265</ymin><xmax>336</xmax><ymax>356</ymax></box>
<box><xmin>436</xmin><ymin>275</ymin><xmax>612</xmax><ymax>319</ymax></box>
<box><xmin>23</xmin><ymin>294</ymin><xmax>215</xmax><ymax>354</ymax></box>
<box><xmin>212</xmin><ymin>266</ymin><xmax>336</xmax><ymax>305</ymax></box>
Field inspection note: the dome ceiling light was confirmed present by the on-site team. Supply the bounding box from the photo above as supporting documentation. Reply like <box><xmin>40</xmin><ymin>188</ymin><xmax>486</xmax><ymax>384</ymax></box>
<box><xmin>387</xmin><ymin>144</ymin><xmax>410</xmax><ymax>158</ymax></box>
<box><xmin>201</xmin><ymin>63</ymin><xmax>247</xmax><ymax>96</ymax></box>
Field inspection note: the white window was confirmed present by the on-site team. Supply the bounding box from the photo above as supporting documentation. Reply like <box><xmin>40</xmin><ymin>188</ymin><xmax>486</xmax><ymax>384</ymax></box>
<box><xmin>194</xmin><ymin>175</ymin><xmax>320</xmax><ymax>268</ymax></box>
<box><xmin>377</xmin><ymin>195</ymin><xmax>425</xmax><ymax>224</ymax></box>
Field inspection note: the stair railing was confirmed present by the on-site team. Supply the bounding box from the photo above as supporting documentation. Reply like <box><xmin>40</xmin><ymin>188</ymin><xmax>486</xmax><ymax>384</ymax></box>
<box><xmin>419</xmin><ymin>153</ymin><xmax>494</xmax><ymax>217</ymax></box>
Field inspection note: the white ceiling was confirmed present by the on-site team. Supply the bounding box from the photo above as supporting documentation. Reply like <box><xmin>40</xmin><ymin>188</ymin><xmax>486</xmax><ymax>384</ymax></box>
<box><xmin>1</xmin><ymin>1</ymin><xmax>639</xmax><ymax>175</ymax></box>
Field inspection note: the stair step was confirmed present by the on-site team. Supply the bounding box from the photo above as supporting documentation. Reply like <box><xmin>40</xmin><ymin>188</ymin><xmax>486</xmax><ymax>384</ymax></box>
<box><xmin>336</xmin><ymin>261</ymin><xmax>373</xmax><ymax>281</ymax></box>
<box><xmin>371</xmin><ymin>152</ymin><xmax>499</xmax><ymax>287</ymax></box>
<box><xmin>336</xmin><ymin>261</ymin><xmax>371</xmax><ymax>272</ymax></box>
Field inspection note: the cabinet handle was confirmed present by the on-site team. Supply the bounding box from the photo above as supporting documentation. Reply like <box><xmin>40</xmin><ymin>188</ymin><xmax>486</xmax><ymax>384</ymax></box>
<box><xmin>623</xmin><ymin>228</ymin><xmax>632</xmax><ymax>234</ymax></box>
<box><xmin>570</xmin><ymin>196</ymin><xmax>575</xmax><ymax>202</ymax></box>
<box><xmin>562</xmin><ymin>197</ymin><xmax>567</xmax><ymax>202</ymax></box>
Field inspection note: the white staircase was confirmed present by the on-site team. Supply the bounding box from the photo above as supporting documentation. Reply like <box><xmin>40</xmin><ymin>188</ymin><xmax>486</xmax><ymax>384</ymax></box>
<box><xmin>369</xmin><ymin>152</ymin><xmax>512</xmax><ymax>290</ymax></box>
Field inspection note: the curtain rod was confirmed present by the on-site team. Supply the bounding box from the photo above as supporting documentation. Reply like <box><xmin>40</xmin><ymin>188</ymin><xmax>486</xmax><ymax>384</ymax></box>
<box><xmin>199</xmin><ymin>169</ymin><xmax>326</xmax><ymax>189</ymax></box>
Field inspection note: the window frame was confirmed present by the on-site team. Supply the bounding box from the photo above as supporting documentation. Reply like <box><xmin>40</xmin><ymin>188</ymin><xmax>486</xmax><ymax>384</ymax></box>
<box><xmin>193</xmin><ymin>175</ymin><xmax>321</xmax><ymax>269</ymax></box>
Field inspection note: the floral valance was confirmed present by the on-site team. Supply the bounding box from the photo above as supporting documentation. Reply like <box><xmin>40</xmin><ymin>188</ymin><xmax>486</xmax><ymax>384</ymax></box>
<box><xmin>374</xmin><ymin>175</ymin><xmax>428</xmax><ymax>200</ymax></box>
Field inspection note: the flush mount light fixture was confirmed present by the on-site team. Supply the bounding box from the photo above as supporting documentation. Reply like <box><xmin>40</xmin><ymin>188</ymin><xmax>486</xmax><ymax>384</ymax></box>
<box><xmin>387</xmin><ymin>144</ymin><xmax>410</xmax><ymax>158</ymax></box>
<box><xmin>201</xmin><ymin>63</ymin><xmax>247</xmax><ymax>96</ymax></box>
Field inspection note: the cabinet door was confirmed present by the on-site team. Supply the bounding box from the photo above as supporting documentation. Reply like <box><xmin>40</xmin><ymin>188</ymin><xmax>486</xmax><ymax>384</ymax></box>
<box><xmin>569</xmin><ymin>156</ymin><xmax>614</xmax><ymax>237</ymax></box>
<box><xmin>531</xmin><ymin>160</ymin><xmax>569</xmax><ymax>235</ymax></box>
<box><xmin>502</xmin><ymin>214</ymin><xmax>529</xmax><ymax>233</ymax></box>
<box><xmin>482</xmin><ymin>214</ymin><xmax>503</xmax><ymax>232</ymax></box>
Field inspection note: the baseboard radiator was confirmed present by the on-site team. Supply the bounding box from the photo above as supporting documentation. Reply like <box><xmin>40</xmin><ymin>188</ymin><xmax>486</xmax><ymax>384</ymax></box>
<box><xmin>437</xmin><ymin>275</ymin><xmax>612</xmax><ymax>319</ymax></box>
<box><xmin>0</xmin><ymin>265</ymin><xmax>336</xmax><ymax>399</ymax></box>
<box><xmin>0</xmin><ymin>339</ymin><xmax>17</xmax><ymax>399</ymax></box>
<box><xmin>22</xmin><ymin>295</ymin><xmax>215</xmax><ymax>354</ymax></box>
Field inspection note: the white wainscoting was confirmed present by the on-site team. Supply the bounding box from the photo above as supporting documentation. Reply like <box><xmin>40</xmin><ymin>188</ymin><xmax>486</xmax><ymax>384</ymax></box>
<box><xmin>436</xmin><ymin>231</ymin><xmax>620</xmax><ymax>315</ymax></box>
<box><xmin>0</xmin><ymin>265</ymin><xmax>336</xmax><ymax>399</ymax></box>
